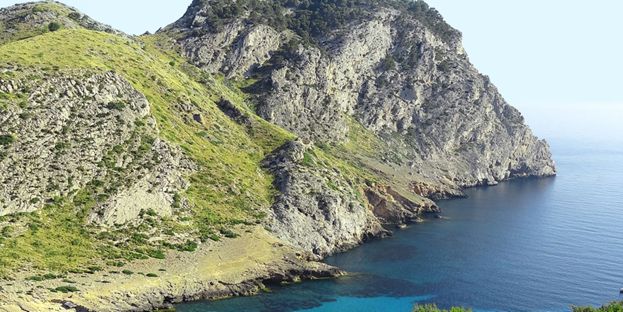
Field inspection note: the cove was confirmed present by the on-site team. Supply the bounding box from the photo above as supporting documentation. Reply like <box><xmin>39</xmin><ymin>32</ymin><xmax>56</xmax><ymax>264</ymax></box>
<box><xmin>177</xmin><ymin>140</ymin><xmax>623</xmax><ymax>312</ymax></box>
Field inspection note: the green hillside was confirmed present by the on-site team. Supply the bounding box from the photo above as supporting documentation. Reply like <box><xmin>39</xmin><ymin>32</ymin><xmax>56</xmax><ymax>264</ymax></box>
<box><xmin>0</xmin><ymin>26</ymin><xmax>295</xmax><ymax>275</ymax></box>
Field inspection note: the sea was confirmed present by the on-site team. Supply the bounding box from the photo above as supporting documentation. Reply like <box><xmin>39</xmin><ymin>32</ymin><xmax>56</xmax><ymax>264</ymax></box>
<box><xmin>177</xmin><ymin>139</ymin><xmax>623</xmax><ymax>312</ymax></box>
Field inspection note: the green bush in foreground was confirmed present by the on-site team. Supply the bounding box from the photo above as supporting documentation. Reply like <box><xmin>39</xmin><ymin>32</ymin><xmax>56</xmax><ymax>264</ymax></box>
<box><xmin>413</xmin><ymin>304</ymin><xmax>471</xmax><ymax>312</ymax></box>
<box><xmin>573</xmin><ymin>301</ymin><xmax>623</xmax><ymax>312</ymax></box>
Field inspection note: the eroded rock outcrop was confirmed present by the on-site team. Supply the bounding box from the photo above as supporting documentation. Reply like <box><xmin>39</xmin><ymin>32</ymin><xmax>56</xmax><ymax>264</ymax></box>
<box><xmin>0</xmin><ymin>69</ymin><xmax>194</xmax><ymax>224</ymax></box>
<box><xmin>263</xmin><ymin>140</ymin><xmax>439</xmax><ymax>256</ymax></box>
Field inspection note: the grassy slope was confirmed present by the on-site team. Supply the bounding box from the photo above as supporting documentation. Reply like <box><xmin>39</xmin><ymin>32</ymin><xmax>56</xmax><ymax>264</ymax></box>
<box><xmin>0</xmin><ymin>28</ymin><xmax>293</xmax><ymax>276</ymax></box>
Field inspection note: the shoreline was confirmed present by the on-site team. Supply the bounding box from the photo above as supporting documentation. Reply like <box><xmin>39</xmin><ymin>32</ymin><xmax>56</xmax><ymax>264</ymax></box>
<box><xmin>0</xmin><ymin>176</ymin><xmax>557</xmax><ymax>312</ymax></box>
<box><xmin>0</xmin><ymin>227</ymin><xmax>342</xmax><ymax>312</ymax></box>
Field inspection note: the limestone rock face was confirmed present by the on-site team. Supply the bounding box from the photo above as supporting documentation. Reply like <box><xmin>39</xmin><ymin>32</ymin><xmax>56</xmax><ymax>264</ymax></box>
<box><xmin>165</xmin><ymin>0</ymin><xmax>556</xmax><ymax>255</ymax></box>
<box><xmin>167</xmin><ymin>2</ymin><xmax>555</xmax><ymax>187</ymax></box>
<box><xmin>263</xmin><ymin>140</ymin><xmax>383</xmax><ymax>256</ymax></box>
<box><xmin>263</xmin><ymin>140</ymin><xmax>438</xmax><ymax>256</ymax></box>
<box><xmin>0</xmin><ymin>70</ymin><xmax>194</xmax><ymax>224</ymax></box>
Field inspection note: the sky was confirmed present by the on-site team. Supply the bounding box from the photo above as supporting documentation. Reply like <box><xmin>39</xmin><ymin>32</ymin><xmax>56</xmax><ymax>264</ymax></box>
<box><xmin>0</xmin><ymin>0</ymin><xmax>621</xmax><ymax>144</ymax></box>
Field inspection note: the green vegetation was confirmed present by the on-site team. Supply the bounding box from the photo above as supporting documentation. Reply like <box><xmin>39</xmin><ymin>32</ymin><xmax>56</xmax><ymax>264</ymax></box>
<box><xmin>381</xmin><ymin>55</ymin><xmax>397</xmax><ymax>71</ymax></box>
<box><xmin>178</xmin><ymin>240</ymin><xmax>198</xmax><ymax>252</ymax></box>
<box><xmin>26</xmin><ymin>273</ymin><xmax>61</xmax><ymax>281</ymax></box>
<box><xmin>413</xmin><ymin>304</ymin><xmax>471</xmax><ymax>312</ymax></box>
<box><xmin>0</xmin><ymin>2</ymin><xmax>73</xmax><ymax>45</ymax></box>
<box><xmin>146</xmin><ymin>273</ymin><xmax>158</xmax><ymax>277</ymax></box>
<box><xmin>106</xmin><ymin>101</ymin><xmax>126</xmax><ymax>110</ymax></box>
<box><xmin>0</xmin><ymin>29</ymin><xmax>295</xmax><ymax>278</ymax></box>
<box><xmin>302</xmin><ymin>151</ymin><xmax>316</xmax><ymax>167</ymax></box>
<box><xmin>47</xmin><ymin>22</ymin><xmax>61</xmax><ymax>32</ymax></box>
<box><xmin>0</xmin><ymin>134</ymin><xmax>15</xmax><ymax>146</ymax></box>
<box><xmin>121</xmin><ymin>270</ymin><xmax>134</xmax><ymax>275</ymax></box>
<box><xmin>147</xmin><ymin>249</ymin><xmax>166</xmax><ymax>259</ymax></box>
<box><xmin>0</xmin><ymin>202</ymin><xmax>97</xmax><ymax>276</ymax></box>
<box><xmin>68</xmin><ymin>12</ymin><xmax>82</xmax><ymax>21</ymax></box>
<box><xmin>192</xmin><ymin>0</ymin><xmax>457</xmax><ymax>44</ymax></box>
<box><xmin>573</xmin><ymin>302</ymin><xmax>623</xmax><ymax>312</ymax></box>
<box><xmin>52</xmin><ymin>285</ymin><xmax>79</xmax><ymax>293</ymax></box>
<box><xmin>219</xmin><ymin>228</ymin><xmax>238</xmax><ymax>238</ymax></box>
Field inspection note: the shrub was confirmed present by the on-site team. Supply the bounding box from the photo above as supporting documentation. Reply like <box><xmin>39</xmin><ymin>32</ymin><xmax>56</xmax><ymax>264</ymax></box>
<box><xmin>0</xmin><ymin>134</ymin><xmax>15</xmax><ymax>146</ymax></box>
<box><xmin>27</xmin><ymin>273</ymin><xmax>60</xmax><ymax>281</ymax></box>
<box><xmin>172</xmin><ymin>193</ymin><xmax>181</xmax><ymax>209</ymax></box>
<box><xmin>147</xmin><ymin>249</ymin><xmax>166</xmax><ymax>259</ymax></box>
<box><xmin>86</xmin><ymin>266</ymin><xmax>103</xmax><ymax>273</ymax></box>
<box><xmin>106</xmin><ymin>260</ymin><xmax>125</xmax><ymax>267</ymax></box>
<box><xmin>48</xmin><ymin>22</ymin><xmax>61</xmax><ymax>32</ymax></box>
<box><xmin>106</xmin><ymin>101</ymin><xmax>126</xmax><ymax>110</ymax></box>
<box><xmin>436</xmin><ymin>59</ymin><xmax>451</xmax><ymax>72</ymax></box>
<box><xmin>53</xmin><ymin>285</ymin><xmax>79</xmax><ymax>293</ymax></box>
<box><xmin>219</xmin><ymin>228</ymin><xmax>238</xmax><ymax>238</ymax></box>
<box><xmin>121</xmin><ymin>270</ymin><xmax>134</xmax><ymax>275</ymax></box>
<box><xmin>145</xmin><ymin>209</ymin><xmax>158</xmax><ymax>217</ymax></box>
<box><xmin>179</xmin><ymin>240</ymin><xmax>198</xmax><ymax>252</ymax></box>
<box><xmin>146</xmin><ymin>273</ymin><xmax>158</xmax><ymax>277</ymax></box>
<box><xmin>1</xmin><ymin>226</ymin><xmax>13</xmax><ymax>238</ymax></box>
<box><xmin>381</xmin><ymin>55</ymin><xmax>397</xmax><ymax>71</ymax></box>
<box><xmin>54</xmin><ymin>142</ymin><xmax>69</xmax><ymax>151</ymax></box>
<box><xmin>68</xmin><ymin>12</ymin><xmax>82</xmax><ymax>21</ymax></box>
<box><xmin>302</xmin><ymin>151</ymin><xmax>315</xmax><ymax>166</ymax></box>
<box><xmin>573</xmin><ymin>301</ymin><xmax>623</xmax><ymax>312</ymax></box>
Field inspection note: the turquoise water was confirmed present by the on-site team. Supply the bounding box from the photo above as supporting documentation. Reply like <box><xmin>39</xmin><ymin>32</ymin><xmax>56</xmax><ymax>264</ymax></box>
<box><xmin>177</xmin><ymin>140</ymin><xmax>623</xmax><ymax>312</ymax></box>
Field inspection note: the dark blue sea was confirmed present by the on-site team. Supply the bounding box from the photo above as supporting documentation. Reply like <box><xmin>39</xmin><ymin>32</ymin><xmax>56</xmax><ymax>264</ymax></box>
<box><xmin>177</xmin><ymin>140</ymin><xmax>623</xmax><ymax>312</ymax></box>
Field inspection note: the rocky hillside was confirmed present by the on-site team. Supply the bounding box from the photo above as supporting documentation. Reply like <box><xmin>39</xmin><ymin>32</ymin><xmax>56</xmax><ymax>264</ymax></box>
<box><xmin>0</xmin><ymin>0</ymin><xmax>555</xmax><ymax>311</ymax></box>
<box><xmin>161</xmin><ymin>0</ymin><xmax>555</xmax><ymax>254</ymax></box>
<box><xmin>0</xmin><ymin>1</ymin><xmax>119</xmax><ymax>44</ymax></box>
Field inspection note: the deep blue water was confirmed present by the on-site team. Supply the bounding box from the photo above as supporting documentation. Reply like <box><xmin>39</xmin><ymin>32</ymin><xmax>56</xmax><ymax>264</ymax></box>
<box><xmin>177</xmin><ymin>140</ymin><xmax>623</xmax><ymax>312</ymax></box>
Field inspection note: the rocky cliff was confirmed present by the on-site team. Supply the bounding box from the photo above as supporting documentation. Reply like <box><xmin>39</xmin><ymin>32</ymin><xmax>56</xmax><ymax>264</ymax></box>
<box><xmin>0</xmin><ymin>69</ymin><xmax>193</xmax><ymax>223</ymax></box>
<box><xmin>162</xmin><ymin>0</ymin><xmax>555</xmax><ymax>256</ymax></box>
<box><xmin>0</xmin><ymin>1</ymin><xmax>555</xmax><ymax>311</ymax></box>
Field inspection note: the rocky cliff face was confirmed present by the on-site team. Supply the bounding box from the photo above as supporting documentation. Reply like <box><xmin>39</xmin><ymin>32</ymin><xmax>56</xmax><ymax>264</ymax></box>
<box><xmin>163</xmin><ymin>0</ymin><xmax>556</xmax><ymax>256</ymax></box>
<box><xmin>0</xmin><ymin>68</ymin><xmax>194</xmax><ymax>223</ymax></box>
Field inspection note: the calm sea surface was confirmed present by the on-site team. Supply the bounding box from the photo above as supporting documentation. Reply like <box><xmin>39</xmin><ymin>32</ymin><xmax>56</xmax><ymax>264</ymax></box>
<box><xmin>177</xmin><ymin>140</ymin><xmax>623</xmax><ymax>312</ymax></box>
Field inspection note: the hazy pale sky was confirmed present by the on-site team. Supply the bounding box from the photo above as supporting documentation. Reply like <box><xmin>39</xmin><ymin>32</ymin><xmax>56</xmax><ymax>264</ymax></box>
<box><xmin>1</xmin><ymin>0</ymin><xmax>621</xmax><ymax>144</ymax></box>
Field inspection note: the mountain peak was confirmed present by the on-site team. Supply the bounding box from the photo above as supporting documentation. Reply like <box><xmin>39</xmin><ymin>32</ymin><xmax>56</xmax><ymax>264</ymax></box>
<box><xmin>0</xmin><ymin>0</ymin><xmax>122</xmax><ymax>45</ymax></box>
<box><xmin>169</xmin><ymin>0</ymin><xmax>461</xmax><ymax>44</ymax></box>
